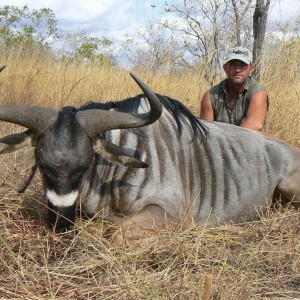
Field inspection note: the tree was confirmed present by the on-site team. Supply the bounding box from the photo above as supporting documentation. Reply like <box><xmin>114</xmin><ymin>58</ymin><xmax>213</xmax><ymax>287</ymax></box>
<box><xmin>121</xmin><ymin>22</ymin><xmax>182</xmax><ymax>74</ymax></box>
<box><xmin>0</xmin><ymin>5</ymin><xmax>58</xmax><ymax>50</ymax></box>
<box><xmin>230</xmin><ymin>0</ymin><xmax>254</xmax><ymax>46</ymax></box>
<box><xmin>161</xmin><ymin>0</ymin><xmax>255</xmax><ymax>83</ymax></box>
<box><xmin>63</xmin><ymin>31</ymin><xmax>115</xmax><ymax>65</ymax></box>
<box><xmin>252</xmin><ymin>0</ymin><xmax>271</xmax><ymax>80</ymax></box>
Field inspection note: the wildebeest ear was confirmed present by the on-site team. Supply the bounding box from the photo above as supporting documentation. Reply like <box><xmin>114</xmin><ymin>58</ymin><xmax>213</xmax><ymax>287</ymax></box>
<box><xmin>93</xmin><ymin>138</ymin><xmax>148</xmax><ymax>168</ymax></box>
<box><xmin>0</xmin><ymin>130</ymin><xmax>35</xmax><ymax>154</ymax></box>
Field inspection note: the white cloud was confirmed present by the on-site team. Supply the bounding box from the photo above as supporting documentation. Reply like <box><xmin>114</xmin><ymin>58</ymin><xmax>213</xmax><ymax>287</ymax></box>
<box><xmin>269</xmin><ymin>0</ymin><xmax>300</xmax><ymax>23</ymax></box>
<box><xmin>4</xmin><ymin>0</ymin><xmax>300</xmax><ymax>42</ymax></box>
<box><xmin>6</xmin><ymin>0</ymin><xmax>139</xmax><ymax>41</ymax></box>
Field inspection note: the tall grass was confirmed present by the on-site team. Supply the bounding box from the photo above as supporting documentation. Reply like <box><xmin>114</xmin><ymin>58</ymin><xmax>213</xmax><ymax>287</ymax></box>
<box><xmin>0</xmin><ymin>44</ymin><xmax>299</xmax><ymax>299</ymax></box>
<box><xmin>261</xmin><ymin>40</ymin><xmax>300</xmax><ymax>145</ymax></box>
<box><xmin>1</xmin><ymin>42</ymin><xmax>300</xmax><ymax>144</ymax></box>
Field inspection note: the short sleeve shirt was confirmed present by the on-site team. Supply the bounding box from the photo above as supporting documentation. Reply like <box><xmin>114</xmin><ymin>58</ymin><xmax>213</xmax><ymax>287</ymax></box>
<box><xmin>209</xmin><ymin>77</ymin><xmax>268</xmax><ymax>126</ymax></box>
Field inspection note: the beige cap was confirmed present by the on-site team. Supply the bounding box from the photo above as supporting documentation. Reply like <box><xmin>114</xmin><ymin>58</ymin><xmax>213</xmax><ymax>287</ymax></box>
<box><xmin>224</xmin><ymin>47</ymin><xmax>252</xmax><ymax>64</ymax></box>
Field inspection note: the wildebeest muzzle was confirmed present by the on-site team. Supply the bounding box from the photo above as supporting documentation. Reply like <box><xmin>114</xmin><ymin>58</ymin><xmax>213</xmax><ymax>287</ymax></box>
<box><xmin>47</xmin><ymin>200</ymin><xmax>76</xmax><ymax>232</ymax></box>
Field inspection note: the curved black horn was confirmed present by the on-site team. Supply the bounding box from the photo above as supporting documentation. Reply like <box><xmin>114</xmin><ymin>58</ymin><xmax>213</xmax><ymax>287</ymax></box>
<box><xmin>76</xmin><ymin>73</ymin><xmax>162</xmax><ymax>138</ymax></box>
<box><xmin>0</xmin><ymin>65</ymin><xmax>6</xmax><ymax>73</ymax></box>
<box><xmin>0</xmin><ymin>105</ymin><xmax>58</xmax><ymax>135</ymax></box>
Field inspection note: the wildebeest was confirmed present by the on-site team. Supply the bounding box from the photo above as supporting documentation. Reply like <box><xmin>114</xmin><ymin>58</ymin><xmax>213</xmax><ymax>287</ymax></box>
<box><xmin>0</xmin><ymin>73</ymin><xmax>299</xmax><ymax>241</ymax></box>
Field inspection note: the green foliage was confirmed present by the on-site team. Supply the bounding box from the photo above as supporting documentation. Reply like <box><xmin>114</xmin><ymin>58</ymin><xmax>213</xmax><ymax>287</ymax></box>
<box><xmin>77</xmin><ymin>37</ymin><xmax>99</xmax><ymax>60</ymax></box>
<box><xmin>0</xmin><ymin>5</ymin><xmax>58</xmax><ymax>50</ymax></box>
<box><xmin>66</xmin><ymin>31</ymin><xmax>114</xmax><ymax>66</ymax></box>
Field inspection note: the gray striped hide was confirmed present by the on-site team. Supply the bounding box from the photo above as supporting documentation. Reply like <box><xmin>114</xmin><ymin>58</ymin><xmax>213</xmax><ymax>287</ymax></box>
<box><xmin>0</xmin><ymin>74</ymin><xmax>299</xmax><ymax>242</ymax></box>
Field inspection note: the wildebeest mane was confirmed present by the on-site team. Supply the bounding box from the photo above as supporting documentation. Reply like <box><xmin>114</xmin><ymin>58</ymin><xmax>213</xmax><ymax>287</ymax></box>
<box><xmin>63</xmin><ymin>94</ymin><xmax>208</xmax><ymax>141</ymax></box>
<box><xmin>156</xmin><ymin>95</ymin><xmax>208</xmax><ymax>141</ymax></box>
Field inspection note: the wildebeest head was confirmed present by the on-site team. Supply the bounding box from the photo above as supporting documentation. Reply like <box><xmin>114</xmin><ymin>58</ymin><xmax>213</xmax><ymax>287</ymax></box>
<box><xmin>0</xmin><ymin>73</ymin><xmax>162</xmax><ymax>232</ymax></box>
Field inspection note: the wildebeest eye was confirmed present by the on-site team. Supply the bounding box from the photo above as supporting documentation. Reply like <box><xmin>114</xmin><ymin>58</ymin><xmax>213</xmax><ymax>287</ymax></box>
<box><xmin>70</xmin><ymin>168</ymin><xmax>88</xmax><ymax>187</ymax></box>
<box><xmin>43</xmin><ymin>167</ymin><xmax>58</xmax><ymax>183</ymax></box>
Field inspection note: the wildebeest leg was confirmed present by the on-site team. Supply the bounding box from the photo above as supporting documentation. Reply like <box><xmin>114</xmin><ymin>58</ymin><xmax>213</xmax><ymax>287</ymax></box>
<box><xmin>276</xmin><ymin>150</ymin><xmax>300</xmax><ymax>209</ymax></box>
<box><xmin>18</xmin><ymin>163</ymin><xmax>38</xmax><ymax>193</ymax></box>
<box><xmin>276</xmin><ymin>182</ymin><xmax>300</xmax><ymax>209</ymax></box>
<box><xmin>105</xmin><ymin>204</ymin><xmax>180</xmax><ymax>245</ymax></box>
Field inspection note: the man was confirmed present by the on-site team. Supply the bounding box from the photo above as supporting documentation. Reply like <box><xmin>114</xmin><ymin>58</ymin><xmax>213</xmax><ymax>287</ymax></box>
<box><xmin>200</xmin><ymin>46</ymin><xmax>268</xmax><ymax>131</ymax></box>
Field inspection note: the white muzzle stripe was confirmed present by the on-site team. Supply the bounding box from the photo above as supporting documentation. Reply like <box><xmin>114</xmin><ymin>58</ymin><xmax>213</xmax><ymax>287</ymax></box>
<box><xmin>46</xmin><ymin>190</ymin><xmax>78</xmax><ymax>207</ymax></box>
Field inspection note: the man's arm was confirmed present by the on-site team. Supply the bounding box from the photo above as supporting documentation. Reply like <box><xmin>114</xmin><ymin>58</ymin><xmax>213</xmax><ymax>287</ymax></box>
<box><xmin>241</xmin><ymin>90</ymin><xmax>268</xmax><ymax>131</ymax></box>
<box><xmin>200</xmin><ymin>90</ymin><xmax>214</xmax><ymax>121</ymax></box>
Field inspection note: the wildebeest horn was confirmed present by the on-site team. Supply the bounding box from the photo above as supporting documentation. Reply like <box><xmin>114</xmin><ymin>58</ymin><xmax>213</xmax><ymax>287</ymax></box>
<box><xmin>0</xmin><ymin>65</ymin><xmax>6</xmax><ymax>72</ymax></box>
<box><xmin>0</xmin><ymin>105</ymin><xmax>58</xmax><ymax>135</ymax></box>
<box><xmin>76</xmin><ymin>73</ymin><xmax>162</xmax><ymax>138</ymax></box>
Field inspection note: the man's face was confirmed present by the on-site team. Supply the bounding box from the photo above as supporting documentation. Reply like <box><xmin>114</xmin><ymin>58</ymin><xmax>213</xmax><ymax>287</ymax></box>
<box><xmin>223</xmin><ymin>59</ymin><xmax>254</xmax><ymax>85</ymax></box>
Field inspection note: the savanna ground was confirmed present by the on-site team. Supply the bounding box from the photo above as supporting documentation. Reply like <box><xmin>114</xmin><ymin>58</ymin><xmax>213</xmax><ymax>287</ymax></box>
<box><xmin>0</xmin><ymin>43</ymin><xmax>300</xmax><ymax>299</ymax></box>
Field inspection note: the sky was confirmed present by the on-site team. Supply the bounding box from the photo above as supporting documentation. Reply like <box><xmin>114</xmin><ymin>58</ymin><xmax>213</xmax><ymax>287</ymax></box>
<box><xmin>4</xmin><ymin>0</ymin><xmax>300</xmax><ymax>43</ymax></box>
<box><xmin>4</xmin><ymin>0</ymin><xmax>167</xmax><ymax>42</ymax></box>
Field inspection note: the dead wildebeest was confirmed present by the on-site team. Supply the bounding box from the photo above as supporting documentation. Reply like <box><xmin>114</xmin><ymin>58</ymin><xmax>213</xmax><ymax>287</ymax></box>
<box><xmin>0</xmin><ymin>73</ymin><xmax>299</xmax><ymax>242</ymax></box>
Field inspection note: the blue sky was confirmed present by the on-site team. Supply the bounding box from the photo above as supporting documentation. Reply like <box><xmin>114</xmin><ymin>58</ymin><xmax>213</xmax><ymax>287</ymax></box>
<box><xmin>4</xmin><ymin>0</ymin><xmax>300</xmax><ymax>43</ymax></box>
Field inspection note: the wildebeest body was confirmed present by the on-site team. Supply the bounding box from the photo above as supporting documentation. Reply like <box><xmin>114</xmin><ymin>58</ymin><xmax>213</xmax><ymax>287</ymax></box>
<box><xmin>80</xmin><ymin>109</ymin><xmax>298</xmax><ymax>227</ymax></box>
<box><xmin>0</xmin><ymin>73</ymin><xmax>299</xmax><ymax>240</ymax></box>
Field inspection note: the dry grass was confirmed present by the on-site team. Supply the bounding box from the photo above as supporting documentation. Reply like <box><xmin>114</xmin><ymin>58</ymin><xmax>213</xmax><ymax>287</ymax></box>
<box><xmin>1</xmin><ymin>190</ymin><xmax>299</xmax><ymax>299</ymax></box>
<box><xmin>0</xmin><ymin>45</ymin><xmax>300</xmax><ymax>299</ymax></box>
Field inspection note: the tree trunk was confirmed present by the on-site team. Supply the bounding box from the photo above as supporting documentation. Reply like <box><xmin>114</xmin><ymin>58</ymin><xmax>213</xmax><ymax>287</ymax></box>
<box><xmin>252</xmin><ymin>0</ymin><xmax>270</xmax><ymax>81</ymax></box>
<box><xmin>231</xmin><ymin>0</ymin><xmax>241</xmax><ymax>46</ymax></box>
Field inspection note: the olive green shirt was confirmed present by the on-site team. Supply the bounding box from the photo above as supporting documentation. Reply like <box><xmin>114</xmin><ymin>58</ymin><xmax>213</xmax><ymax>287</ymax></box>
<box><xmin>209</xmin><ymin>77</ymin><xmax>268</xmax><ymax>126</ymax></box>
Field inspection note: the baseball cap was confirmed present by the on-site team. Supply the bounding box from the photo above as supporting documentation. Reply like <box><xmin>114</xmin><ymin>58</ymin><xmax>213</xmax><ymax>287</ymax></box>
<box><xmin>224</xmin><ymin>47</ymin><xmax>252</xmax><ymax>65</ymax></box>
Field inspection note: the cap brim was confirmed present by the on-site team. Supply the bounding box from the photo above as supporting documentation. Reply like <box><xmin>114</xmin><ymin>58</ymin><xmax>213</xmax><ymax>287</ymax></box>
<box><xmin>224</xmin><ymin>55</ymin><xmax>251</xmax><ymax>65</ymax></box>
